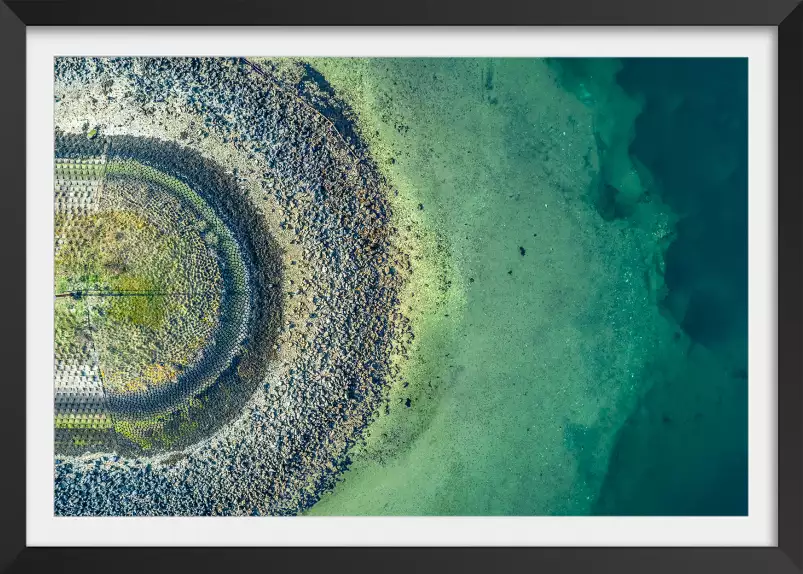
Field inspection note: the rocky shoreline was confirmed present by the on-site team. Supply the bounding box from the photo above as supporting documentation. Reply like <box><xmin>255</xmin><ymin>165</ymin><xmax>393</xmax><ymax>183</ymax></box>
<box><xmin>54</xmin><ymin>57</ymin><xmax>410</xmax><ymax>515</ymax></box>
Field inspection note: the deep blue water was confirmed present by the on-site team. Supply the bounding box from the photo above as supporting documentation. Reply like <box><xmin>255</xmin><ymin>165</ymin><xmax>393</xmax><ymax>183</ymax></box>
<box><xmin>594</xmin><ymin>58</ymin><xmax>748</xmax><ymax>515</ymax></box>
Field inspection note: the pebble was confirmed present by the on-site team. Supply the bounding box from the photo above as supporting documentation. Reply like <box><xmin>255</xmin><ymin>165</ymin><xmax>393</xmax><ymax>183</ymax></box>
<box><xmin>53</xmin><ymin>57</ymin><xmax>412</xmax><ymax>517</ymax></box>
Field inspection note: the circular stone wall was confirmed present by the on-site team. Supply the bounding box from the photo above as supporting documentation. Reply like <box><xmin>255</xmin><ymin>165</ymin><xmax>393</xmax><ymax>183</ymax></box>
<box><xmin>53</xmin><ymin>57</ymin><xmax>410</xmax><ymax>516</ymax></box>
<box><xmin>55</xmin><ymin>133</ymin><xmax>283</xmax><ymax>455</ymax></box>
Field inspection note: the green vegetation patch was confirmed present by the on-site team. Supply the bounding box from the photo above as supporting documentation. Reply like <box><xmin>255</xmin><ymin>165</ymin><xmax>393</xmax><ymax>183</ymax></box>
<box><xmin>55</xmin><ymin>161</ymin><xmax>225</xmax><ymax>395</ymax></box>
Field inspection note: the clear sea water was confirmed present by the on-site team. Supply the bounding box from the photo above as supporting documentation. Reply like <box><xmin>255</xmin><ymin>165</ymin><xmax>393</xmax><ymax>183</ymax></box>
<box><xmin>296</xmin><ymin>58</ymin><xmax>747</xmax><ymax>516</ymax></box>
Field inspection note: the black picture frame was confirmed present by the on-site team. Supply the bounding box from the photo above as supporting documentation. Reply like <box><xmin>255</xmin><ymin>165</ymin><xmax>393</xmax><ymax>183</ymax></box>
<box><xmin>0</xmin><ymin>1</ymin><xmax>799</xmax><ymax>572</ymax></box>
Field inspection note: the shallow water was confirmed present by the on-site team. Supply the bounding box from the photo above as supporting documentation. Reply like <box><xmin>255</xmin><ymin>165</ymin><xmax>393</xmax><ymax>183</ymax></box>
<box><xmin>296</xmin><ymin>58</ymin><xmax>747</xmax><ymax>516</ymax></box>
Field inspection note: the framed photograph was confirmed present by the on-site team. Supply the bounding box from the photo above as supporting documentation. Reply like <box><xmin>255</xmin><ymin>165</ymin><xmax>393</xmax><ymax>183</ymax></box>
<box><xmin>1</xmin><ymin>0</ymin><xmax>800</xmax><ymax>572</ymax></box>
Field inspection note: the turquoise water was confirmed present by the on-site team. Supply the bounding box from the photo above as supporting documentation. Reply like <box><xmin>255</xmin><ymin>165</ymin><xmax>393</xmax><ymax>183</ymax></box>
<box><xmin>291</xmin><ymin>58</ymin><xmax>747</xmax><ymax>516</ymax></box>
<box><xmin>594</xmin><ymin>59</ymin><xmax>748</xmax><ymax>515</ymax></box>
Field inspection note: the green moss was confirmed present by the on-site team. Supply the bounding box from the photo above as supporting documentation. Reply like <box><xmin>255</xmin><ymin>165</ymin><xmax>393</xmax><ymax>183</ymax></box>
<box><xmin>112</xmin><ymin>403</ymin><xmax>204</xmax><ymax>451</ymax></box>
<box><xmin>114</xmin><ymin>417</ymin><xmax>160</xmax><ymax>450</ymax></box>
<box><xmin>55</xmin><ymin>157</ymin><xmax>241</xmax><ymax>453</ymax></box>
<box><xmin>105</xmin><ymin>160</ymin><xmax>247</xmax><ymax>293</ymax></box>
<box><xmin>55</xmin><ymin>414</ymin><xmax>113</xmax><ymax>430</ymax></box>
<box><xmin>55</xmin><ymin>161</ymin><xmax>225</xmax><ymax>394</ymax></box>
<box><xmin>107</xmin><ymin>294</ymin><xmax>166</xmax><ymax>330</ymax></box>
